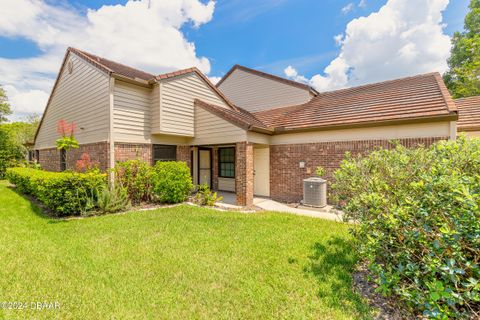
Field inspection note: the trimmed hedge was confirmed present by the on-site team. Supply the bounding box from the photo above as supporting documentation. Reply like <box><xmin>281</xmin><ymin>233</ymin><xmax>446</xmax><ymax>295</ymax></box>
<box><xmin>332</xmin><ymin>136</ymin><xmax>480</xmax><ymax>318</ymax></box>
<box><xmin>152</xmin><ymin>161</ymin><xmax>193</xmax><ymax>203</ymax></box>
<box><xmin>6</xmin><ymin>167</ymin><xmax>106</xmax><ymax>216</ymax></box>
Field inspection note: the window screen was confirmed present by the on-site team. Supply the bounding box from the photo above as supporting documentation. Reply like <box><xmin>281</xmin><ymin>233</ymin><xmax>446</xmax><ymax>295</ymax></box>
<box><xmin>218</xmin><ymin>147</ymin><xmax>235</xmax><ymax>178</ymax></box>
<box><xmin>153</xmin><ymin>145</ymin><xmax>177</xmax><ymax>163</ymax></box>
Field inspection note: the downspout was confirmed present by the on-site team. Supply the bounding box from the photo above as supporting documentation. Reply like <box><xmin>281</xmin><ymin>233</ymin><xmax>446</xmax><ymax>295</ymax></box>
<box><xmin>108</xmin><ymin>76</ymin><xmax>115</xmax><ymax>188</ymax></box>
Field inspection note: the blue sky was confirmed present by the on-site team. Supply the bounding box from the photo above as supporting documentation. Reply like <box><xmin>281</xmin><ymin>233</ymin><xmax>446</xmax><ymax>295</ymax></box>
<box><xmin>0</xmin><ymin>0</ymin><xmax>471</xmax><ymax>117</ymax></box>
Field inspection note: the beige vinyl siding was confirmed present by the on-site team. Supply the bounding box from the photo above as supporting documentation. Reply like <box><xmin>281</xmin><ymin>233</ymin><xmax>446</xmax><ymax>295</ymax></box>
<box><xmin>270</xmin><ymin>122</ymin><xmax>452</xmax><ymax>145</ymax></box>
<box><xmin>35</xmin><ymin>53</ymin><xmax>110</xmax><ymax>149</ymax></box>
<box><xmin>218</xmin><ymin>178</ymin><xmax>235</xmax><ymax>192</ymax></box>
<box><xmin>217</xmin><ymin>68</ymin><xmax>313</xmax><ymax>112</ymax></box>
<box><xmin>113</xmin><ymin>80</ymin><xmax>152</xmax><ymax>143</ymax></box>
<box><xmin>192</xmin><ymin>107</ymin><xmax>247</xmax><ymax>145</ymax></box>
<box><xmin>157</xmin><ymin>73</ymin><xmax>230</xmax><ymax>136</ymax></box>
<box><xmin>151</xmin><ymin>84</ymin><xmax>160</xmax><ymax>133</ymax></box>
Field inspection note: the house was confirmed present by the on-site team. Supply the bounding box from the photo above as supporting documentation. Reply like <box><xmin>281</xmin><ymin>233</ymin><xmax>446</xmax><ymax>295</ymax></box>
<box><xmin>454</xmin><ymin>96</ymin><xmax>480</xmax><ymax>137</ymax></box>
<box><xmin>34</xmin><ymin>47</ymin><xmax>459</xmax><ymax>206</ymax></box>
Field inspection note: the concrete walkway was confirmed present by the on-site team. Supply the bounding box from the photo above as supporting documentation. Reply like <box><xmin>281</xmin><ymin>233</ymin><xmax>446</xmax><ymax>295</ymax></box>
<box><xmin>217</xmin><ymin>192</ymin><xmax>343</xmax><ymax>221</ymax></box>
<box><xmin>253</xmin><ymin>197</ymin><xmax>343</xmax><ymax>222</ymax></box>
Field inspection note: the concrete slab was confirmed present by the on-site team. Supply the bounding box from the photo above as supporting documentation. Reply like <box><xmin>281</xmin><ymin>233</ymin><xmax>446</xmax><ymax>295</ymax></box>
<box><xmin>253</xmin><ymin>197</ymin><xmax>344</xmax><ymax>222</ymax></box>
<box><xmin>216</xmin><ymin>191</ymin><xmax>344</xmax><ymax>221</ymax></box>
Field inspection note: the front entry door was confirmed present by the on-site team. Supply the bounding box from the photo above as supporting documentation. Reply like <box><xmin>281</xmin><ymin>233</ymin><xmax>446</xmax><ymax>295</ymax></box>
<box><xmin>254</xmin><ymin>146</ymin><xmax>270</xmax><ymax>197</ymax></box>
<box><xmin>198</xmin><ymin>149</ymin><xmax>212</xmax><ymax>188</ymax></box>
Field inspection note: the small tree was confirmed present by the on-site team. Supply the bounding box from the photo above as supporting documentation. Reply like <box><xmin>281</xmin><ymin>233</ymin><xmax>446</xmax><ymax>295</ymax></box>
<box><xmin>56</xmin><ymin>120</ymin><xmax>79</xmax><ymax>170</ymax></box>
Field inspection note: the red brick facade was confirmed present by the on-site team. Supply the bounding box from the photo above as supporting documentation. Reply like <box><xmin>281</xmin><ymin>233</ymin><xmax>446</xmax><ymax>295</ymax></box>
<box><xmin>269</xmin><ymin>137</ymin><xmax>448</xmax><ymax>203</ymax></box>
<box><xmin>235</xmin><ymin>142</ymin><xmax>254</xmax><ymax>207</ymax></box>
<box><xmin>114</xmin><ymin>143</ymin><xmax>152</xmax><ymax>165</ymax></box>
<box><xmin>176</xmin><ymin>146</ymin><xmax>192</xmax><ymax>168</ymax></box>
<box><xmin>38</xmin><ymin>142</ymin><xmax>109</xmax><ymax>172</ymax></box>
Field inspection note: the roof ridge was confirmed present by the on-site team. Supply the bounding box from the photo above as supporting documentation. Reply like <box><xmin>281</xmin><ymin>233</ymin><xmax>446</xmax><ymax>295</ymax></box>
<box><xmin>216</xmin><ymin>64</ymin><xmax>318</xmax><ymax>94</ymax></box>
<box><xmin>432</xmin><ymin>72</ymin><xmax>457</xmax><ymax>113</ymax></box>
<box><xmin>68</xmin><ymin>47</ymin><xmax>155</xmax><ymax>80</ymax></box>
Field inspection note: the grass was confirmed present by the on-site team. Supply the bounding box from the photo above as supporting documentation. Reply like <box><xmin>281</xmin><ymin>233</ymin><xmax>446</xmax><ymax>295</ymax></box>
<box><xmin>0</xmin><ymin>180</ymin><xmax>370</xmax><ymax>319</ymax></box>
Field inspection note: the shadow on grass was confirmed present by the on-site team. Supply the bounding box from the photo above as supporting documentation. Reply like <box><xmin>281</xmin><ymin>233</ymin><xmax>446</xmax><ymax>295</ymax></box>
<box><xmin>6</xmin><ymin>184</ymin><xmax>66</xmax><ymax>223</ymax></box>
<box><xmin>304</xmin><ymin>237</ymin><xmax>371</xmax><ymax>319</ymax></box>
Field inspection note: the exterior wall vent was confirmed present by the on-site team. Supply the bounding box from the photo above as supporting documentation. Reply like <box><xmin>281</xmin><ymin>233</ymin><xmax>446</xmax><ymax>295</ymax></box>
<box><xmin>303</xmin><ymin>177</ymin><xmax>327</xmax><ymax>208</ymax></box>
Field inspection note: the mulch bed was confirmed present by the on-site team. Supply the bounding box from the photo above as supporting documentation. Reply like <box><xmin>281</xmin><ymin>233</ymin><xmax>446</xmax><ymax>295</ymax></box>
<box><xmin>353</xmin><ymin>264</ymin><xmax>413</xmax><ymax>319</ymax></box>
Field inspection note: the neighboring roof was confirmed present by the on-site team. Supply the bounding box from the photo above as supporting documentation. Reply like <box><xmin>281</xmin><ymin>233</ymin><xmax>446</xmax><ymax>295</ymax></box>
<box><xmin>194</xmin><ymin>99</ymin><xmax>274</xmax><ymax>134</ymax></box>
<box><xmin>69</xmin><ymin>47</ymin><xmax>155</xmax><ymax>81</ymax></box>
<box><xmin>455</xmin><ymin>96</ymin><xmax>480</xmax><ymax>131</ymax></box>
<box><xmin>253</xmin><ymin>72</ymin><xmax>458</xmax><ymax>132</ymax></box>
<box><xmin>216</xmin><ymin>64</ymin><xmax>318</xmax><ymax>95</ymax></box>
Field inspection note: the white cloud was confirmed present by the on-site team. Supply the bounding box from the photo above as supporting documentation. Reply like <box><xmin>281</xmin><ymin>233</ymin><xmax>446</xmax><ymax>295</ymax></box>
<box><xmin>342</xmin><ymin>3</ymin><xmax>355</xmax><ymax>14</ymax></box>
<box><xmin>285</xmin><ymin>0</ymin><xmax>451</xmax><ymax>92</ymax></box>
<box><xmin>208</xmin><ymin>76</ymin><xmax>222</xmax><ymax>85</ymax></box>
<box><xmin>283</xmin><ymin>66</ymin><xmax>309</xmax><ymax>84</ymax></box>
<box><xmin>359</xmin><ymin>0</ymin><xmax>367</xmax><ymax>8</ymax></box>
<box><xmin>0</xmin><ymin>0</ymin><xmax>215</xmax><ymax>118</ymax></box>
<box><xmin>334</xmin><ymin>33</ymin><xmax>344</xmax><ymax>46</ymax></box>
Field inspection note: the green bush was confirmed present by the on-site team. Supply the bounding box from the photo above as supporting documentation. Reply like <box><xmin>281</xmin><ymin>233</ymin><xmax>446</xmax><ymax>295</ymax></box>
<box><xmin>96</xmin><ymin>185</ymin><xmax>131</xmax><ymax>214</ymax></box>
<box><xmin>6</xmin><ymin>167</ymin><xmax>106</xmax><ymax>216</ymax></box>
<box><xmin>193</xmin><ymin>183</ymin><xmax>223</xmax><ymax>206</ymax></box>
<box><xmin>332</xmin><ymin>136</ymin><xmax>480</xmax><ymax>319</ymax></box>
<box><xmin>151</xmin><ymin>161</ymin><xmax>193</xmax><ymax>203</ymax></box>
<box><xmin>114</xmin><ymin>160</ymin><xmax>153</xmax><ymax>204</ymax></box>
<box><xmin>0</xmin><ymin>127</ymin><xmax>24</xmax><ymax>179</ymax></box>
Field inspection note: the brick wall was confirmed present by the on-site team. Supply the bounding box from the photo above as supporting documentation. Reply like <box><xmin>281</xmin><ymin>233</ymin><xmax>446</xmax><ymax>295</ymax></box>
<box><xmin>270</xmin><ymin>137</ymin><xmax>447</xmax><ymax>203</ymax></box>
<box><xmin>67</xmin><ymin>142</ymin><xmax>109</xmax><ymax>171</ymax></box>
<box><xmin>38</xmin><ymin>148</ymin><xmax>61</xmax><ymax>171</ymax></box>
<box><xmin>176</xmin><ymin>146</ymin><xmax>192</xmax><ymax>168</ymax></box>
<box><xmin>114</xmin><ymin>143</ymin><xmax>152</xmax><ymax>165</ymax></box>
<box><xmin>38</xmin><ymin>142</ymin><xmax>109</xmax><ymax>172</ymax></box>
<box><xmin>236</xmin><ymin>142</ymin><xmax>254</xmax><ymax>206</ymax></box>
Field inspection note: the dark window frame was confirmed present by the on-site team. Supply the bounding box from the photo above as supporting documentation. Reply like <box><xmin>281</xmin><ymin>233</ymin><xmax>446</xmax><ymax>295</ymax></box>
<box><xmin>218</xmin><ymin>147</ymin><xmax>235</xmax><ymax>178</ymax></box>
<box><xmin>35</xmin><ymin>150</ymin><xmax>39</xmax><ymax>162</ymax></box>
<box><xmin>60</xmin><ymin>149</ymin><xmax>67</xmax><ymax>171</ymax></box>
<box><xmin>153</xmin><ymin>144</ymin><xmax>177</xmax><ymax>163</ymax></box>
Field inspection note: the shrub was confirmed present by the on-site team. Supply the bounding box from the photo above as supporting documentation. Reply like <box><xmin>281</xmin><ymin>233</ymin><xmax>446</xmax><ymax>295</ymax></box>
<box><xmin>332</xmin><ymin>136</ymin><xmax>480</xmax><ymax>319</ymax></box>
<box><xmin>151</xmin><ymin>161</ymin><xmax>193</xmax><ymax>203</ymax></box>
<box><xmin>193</xmin><ymin>183</ymin><xmax>223</xmax><ymax>206</ymax></box>
<box><xmin>114</xmin><ymin>160</ymin><xmax>153</xmax><ymax>204</ymax></box>
<box><xmin>6</xmin><ymin>167</ymin><xmax>106</xmax><ymax>216</ymax></box>
<box><xmin>96</xmin><ymin>185</ymin><xmax>131</xmax><ymax>214</ymax></box>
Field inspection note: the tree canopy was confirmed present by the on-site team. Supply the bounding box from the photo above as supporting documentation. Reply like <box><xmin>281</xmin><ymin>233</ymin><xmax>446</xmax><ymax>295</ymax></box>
<box><xmin>444</xmin><ymin>0</ymin><xmax>480</xmax><ymax>98</ymax></box>
<box><xmin>0</xmin><ymin>85</ymin><xmax>12</xmax><ymax>123</ymax></box>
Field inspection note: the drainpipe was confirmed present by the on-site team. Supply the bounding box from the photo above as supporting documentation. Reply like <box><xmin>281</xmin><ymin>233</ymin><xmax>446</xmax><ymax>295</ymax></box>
<box><xmin>108</xmin><ymin>77</ymin><xmax>115</xmax><ymax>188</ymax></box>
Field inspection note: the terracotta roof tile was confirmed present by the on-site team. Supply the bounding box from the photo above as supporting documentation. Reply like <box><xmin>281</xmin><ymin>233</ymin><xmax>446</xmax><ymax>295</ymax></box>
<box><xmin>69</xmin><ymin>47</ymin><xmax>155</xmax><ymax>81</ymax></box>
<box><xmin>253</xmin><ymin>72</ymin><xmax>457</xmax><ymax>132</ymax></box>
<box><xmin>455</xmin><ymin>96</ymin><xmax>480</xmax><ymax>131</ymax></box>
<box><xmin>216</xmin><ymin>64</ymin><xmax>318</xmax><ymax>94</ymax></box>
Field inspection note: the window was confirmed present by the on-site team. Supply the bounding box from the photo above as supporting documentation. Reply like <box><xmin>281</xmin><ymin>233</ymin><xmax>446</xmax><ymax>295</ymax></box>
<box><xmin>35</xmin><ymin>150</ymin><xmax>39</xmax><ymax>162</ymax></box>
<box><xmin>153</xmin><ymin>145</ymin><xmax>177</xmax><ymax>163</ymax></box>
<box><xmin>218</xmin><ymin>147</ymin><xmax>235</xmax><ymax>178</ymax></box>
<box><xmin>60</xmin><ymin>149</ymin><xmax>67</xmax><ymax>171</ymax></box>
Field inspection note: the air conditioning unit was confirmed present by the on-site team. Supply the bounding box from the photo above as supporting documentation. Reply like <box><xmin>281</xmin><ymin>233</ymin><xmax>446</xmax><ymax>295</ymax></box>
<box><xmin>303</xmin><ymin>177</ymin><xmax>327</xmax><ymax>208</ymax></box>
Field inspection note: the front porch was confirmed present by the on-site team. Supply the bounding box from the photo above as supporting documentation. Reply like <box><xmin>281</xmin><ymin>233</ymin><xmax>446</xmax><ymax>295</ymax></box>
<box><xmin>189</xmin><ymin>142</ymin><xmax>270</xmax><ymax>207</ymax></box>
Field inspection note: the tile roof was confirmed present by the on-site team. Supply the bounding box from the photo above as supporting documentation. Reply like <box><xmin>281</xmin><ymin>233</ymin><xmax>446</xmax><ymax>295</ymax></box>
<box><xmin>253</xmin><ymin>72</ymin><xmax>458</xmax><ymax>132</ymax></box>
<box><xmin>194</xmin><ymin>99</ymin><xmax>274</xmax><ymax>134</ymax></box>
<box><xmin>69</xmin><ymin>47</ymin><xmax>155</xmax><ymax>81</ymax></box>
<box><xmin>216</xmin><ymin>64</ymin><xmax>318</xmax><ymax>95</ymax></box>
<box><xmin>455</xmin><ymin>96</ymin><xmax>480</xmax><ymax>131</ymax></box>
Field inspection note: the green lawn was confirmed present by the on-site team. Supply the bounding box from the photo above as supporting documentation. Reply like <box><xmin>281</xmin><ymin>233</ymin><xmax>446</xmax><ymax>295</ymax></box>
<box><xmin>0</xmin><ymin>181</ymin><xmax>370</xmax><ymax>319</ymax></box>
